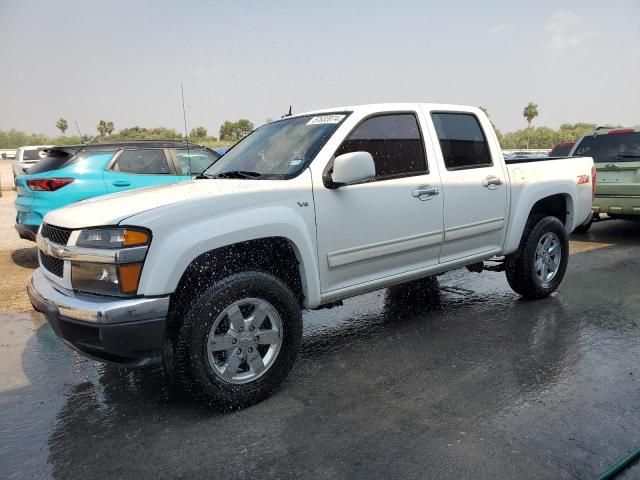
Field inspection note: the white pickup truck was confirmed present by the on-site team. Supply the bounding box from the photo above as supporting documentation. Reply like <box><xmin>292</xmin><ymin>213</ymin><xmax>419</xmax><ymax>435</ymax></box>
<box><xmin>28</xmin><ymin>103</ymin><xmax>595</xmax><ymax>409</ymax></box>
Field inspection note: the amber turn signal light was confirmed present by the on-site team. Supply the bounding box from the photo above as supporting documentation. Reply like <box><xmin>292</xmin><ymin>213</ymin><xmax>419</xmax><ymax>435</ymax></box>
<box><xmin>123</xmin><ymin>229</ymin><xmax>150</xmax><ymax>247</ymax></box>
<box><xmin>118</xmin><ymin>263</ymin><xmax>144</xmax><ymax>294</ymax></box>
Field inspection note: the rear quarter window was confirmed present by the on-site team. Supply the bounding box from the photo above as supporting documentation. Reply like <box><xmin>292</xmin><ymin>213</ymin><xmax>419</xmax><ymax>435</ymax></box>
<box><xmin>28</xmin><ymin>149</ymin><xmax>114</xmax><ymax>175</ymax></box>
<box><xmin>22</xmin><ymin>149</ymin><xmax>47</xmax><ymax>161</ymax></box>
<box><xmin>27</xmin><ymin>152</ymin><xmax>74</xmax><ymax>174</ymax></box>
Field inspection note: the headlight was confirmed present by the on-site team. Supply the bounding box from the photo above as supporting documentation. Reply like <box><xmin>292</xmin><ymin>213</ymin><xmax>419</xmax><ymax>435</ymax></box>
<box><xmin>76</xmin><ymin>228</ymin><xmax>150</xmax><ymax>248</ymax></box>
<box><xmin>72</xmin><ymin>262</ymin><xmax>143</xmax><ymax>296</ymax></box>
<box><xmin>71</xmin><ymin>227</ymin><xmax>150</xmax><ymax>296</ymax></box>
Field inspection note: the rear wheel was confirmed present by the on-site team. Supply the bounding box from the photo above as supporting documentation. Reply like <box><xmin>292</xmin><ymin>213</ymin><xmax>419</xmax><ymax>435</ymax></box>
<box><xmin>505</xmin><ymin>216</ymin><xmax>569</xmax><ymax>299</ymax></box>
<box><xmin>173</xmin><ymin>271</ymin><xmax>302</xmax><ymax>410</ymax></box>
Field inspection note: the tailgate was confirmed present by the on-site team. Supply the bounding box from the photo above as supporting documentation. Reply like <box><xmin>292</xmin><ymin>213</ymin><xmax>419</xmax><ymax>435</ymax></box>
<box><xmin>595</xmin><ymin>161</ymin><xmax>640</xmax><ymax>196</ymax></box>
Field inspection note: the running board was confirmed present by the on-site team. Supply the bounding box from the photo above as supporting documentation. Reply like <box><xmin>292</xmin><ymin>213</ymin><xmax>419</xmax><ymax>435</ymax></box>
<box><xmin>466</xmin><ymin>256</ymin><xmax>506</xmax><ymax>273</ymax></box>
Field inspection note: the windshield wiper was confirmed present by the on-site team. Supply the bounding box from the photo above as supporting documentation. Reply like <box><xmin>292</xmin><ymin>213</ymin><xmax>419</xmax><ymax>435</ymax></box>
<box><xmin>616</xmin><ymin>154</ymin><xmax>640</xmax><ymax>159</ymax></box>
<box><xmin>212</xmin><ymin>170</ymin><xmax>263</xmax><ymax>179</ymax></box>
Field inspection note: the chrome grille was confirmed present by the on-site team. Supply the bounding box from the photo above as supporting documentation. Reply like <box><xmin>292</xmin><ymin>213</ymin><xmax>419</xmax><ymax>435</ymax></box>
<box><xmin>41</xmin><ymin>223</ymin><xmax>71</xmax><ymax>245</ymax></box>
<box><xmin>39</xmin><ymin>251</ymin><xmax>64</xmax><ymax>277</ymax></box>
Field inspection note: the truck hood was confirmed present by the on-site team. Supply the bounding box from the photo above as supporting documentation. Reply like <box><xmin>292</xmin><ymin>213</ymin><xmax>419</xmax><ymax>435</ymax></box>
<box><xmin>44</xmin><ymin>176</ymin><xmax>308</xmax><ymax>229</ymax></box>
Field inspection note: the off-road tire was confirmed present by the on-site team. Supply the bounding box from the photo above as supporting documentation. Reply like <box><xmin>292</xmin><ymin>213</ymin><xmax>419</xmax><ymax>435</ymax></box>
<box><xmin>173</xmin><ymin>271</ymin><xmax>302</xmax><ymax>410</ymax></box>
<box><xmin>505</xmin><ymin>215</ymin><xmax>569</xmax><ymax>299</ymax></box>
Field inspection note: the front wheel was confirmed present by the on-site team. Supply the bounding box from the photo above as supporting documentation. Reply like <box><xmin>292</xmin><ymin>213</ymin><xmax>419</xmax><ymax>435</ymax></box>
<box><xmin>173</xmin><ymin>271</ymin><xmax>302</xmax><ymax>410</ymax></box>
<box><xmin>505</xmin><ymin>216</ymin><xmax>569</xmax><ymax>299</ymax></box>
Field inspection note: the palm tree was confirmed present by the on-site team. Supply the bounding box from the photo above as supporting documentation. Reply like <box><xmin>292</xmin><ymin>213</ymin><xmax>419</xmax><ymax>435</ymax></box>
<box><xmin>523</xmin><ymin>102</ymin><xmax>539</xmax><ymax>148</ymax></box>
<box><xmin>105</xmin><ymin>121</ymin><xmax>114</xmax><ymax>136</ymax></box>
<box><xmin>97</xmin><ymin>120</ymin><xmax>107</xmax><ymax>137</ymax></box>
<box><xmin>56</xmin><ymin>118</ymin><xmax>68</xmax><ymax>135</ymax></box>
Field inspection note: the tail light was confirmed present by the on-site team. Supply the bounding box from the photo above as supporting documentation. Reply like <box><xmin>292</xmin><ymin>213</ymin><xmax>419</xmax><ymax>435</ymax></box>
<box><xmin>591</xmin><ymin>166</ymin><xmax>597</xmax><ymax>199</ymax></box>
<box><xmin>26</xmin><ymin>178</ymin><xmax>74</xmax><ymax>191</ymax></box>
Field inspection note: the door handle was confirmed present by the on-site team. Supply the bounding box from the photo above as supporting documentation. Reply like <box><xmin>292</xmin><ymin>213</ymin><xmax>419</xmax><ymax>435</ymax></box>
<box><xmin>482</xmin><ymin>175</ymin><xmax>503</xmax><ymax>189</ymax></box>
<box><xmin>412</xmin><ymin>185</ymin><xmax>440</xmax><ymax>201</ymax></box>
<box><xmin>112</xmin><ymin>181</ymin><xmax>131</xmax><ymax>187</ymax></box>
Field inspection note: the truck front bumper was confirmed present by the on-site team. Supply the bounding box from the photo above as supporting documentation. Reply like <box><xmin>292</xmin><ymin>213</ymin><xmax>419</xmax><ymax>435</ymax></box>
<box><xmin>27</xmin><ymin>269</ymin><xmax>170</xmax><ymax>368</ymax></box>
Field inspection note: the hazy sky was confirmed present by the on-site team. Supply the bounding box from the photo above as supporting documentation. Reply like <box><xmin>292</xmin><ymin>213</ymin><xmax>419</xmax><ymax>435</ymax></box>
<box><xmin>1</xmin><ymin>0</ymin><xmax>638</xmax><ymax>137</ymax></box>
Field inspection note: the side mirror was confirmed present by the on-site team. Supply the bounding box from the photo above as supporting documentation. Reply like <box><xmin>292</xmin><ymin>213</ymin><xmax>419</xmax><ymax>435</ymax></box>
<box><xmin>330</xmin><ymin>151</ymin><xmax>375</xmax><ymax>187</ymax></box>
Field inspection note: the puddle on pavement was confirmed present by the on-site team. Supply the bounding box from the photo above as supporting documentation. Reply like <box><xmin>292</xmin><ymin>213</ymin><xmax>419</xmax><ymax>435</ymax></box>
<box><xmin>1</xmin><ymin>263</ymin><xmax>639</xmax><ymax>479</ymax></box>
<box><xmin>0</xmin><ymin>312</ymin><xmax>46</xmax><ymax>392</ymax></box>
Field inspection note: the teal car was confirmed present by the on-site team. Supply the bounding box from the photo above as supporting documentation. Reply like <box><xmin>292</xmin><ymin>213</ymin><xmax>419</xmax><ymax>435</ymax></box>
<box><xmin>15</xmin><ymin>141</ymin><xmax>221</xmax><ymax>241</ymax></box>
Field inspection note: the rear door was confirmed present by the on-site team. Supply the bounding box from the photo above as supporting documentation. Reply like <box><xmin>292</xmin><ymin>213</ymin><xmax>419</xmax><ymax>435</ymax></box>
<box><xmin>104</xmin><ymin>148</ymin><xmax>182</xmax><ymax>193</ymax></box>
<box><xmin>428</xmin><ymin>111</ymin><xmax>508</xmax><ymax>263</ymax></box>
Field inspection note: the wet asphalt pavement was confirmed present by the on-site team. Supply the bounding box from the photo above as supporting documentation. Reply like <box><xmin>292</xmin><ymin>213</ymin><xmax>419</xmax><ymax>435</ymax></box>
<box><xmin>1</xmin><ymin>220</ymin><xmax>640</xmax><ymax>479</ymax></box>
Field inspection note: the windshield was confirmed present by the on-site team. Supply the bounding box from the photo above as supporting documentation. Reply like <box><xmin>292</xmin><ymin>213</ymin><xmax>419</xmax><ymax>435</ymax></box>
<box><xmin>572</xmin><ymin>132</ymin><xmax>640</xmax><ymax>163</ymax></box>
<box><xmin>549</xmin><ymin>143</ymin><xmax>574</xmax><ymax>157</ymax></box>
<box><xmin>204</xmin><ymin>113</ymin><xmax>349</xmax><ymax>179</ymax></box>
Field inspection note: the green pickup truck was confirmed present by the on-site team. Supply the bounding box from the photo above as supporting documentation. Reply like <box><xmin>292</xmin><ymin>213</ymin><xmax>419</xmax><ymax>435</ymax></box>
<box><xmin>571</xmin><ymin>127</ymin><xmax>640</xmax><ymax>232</ymax></box>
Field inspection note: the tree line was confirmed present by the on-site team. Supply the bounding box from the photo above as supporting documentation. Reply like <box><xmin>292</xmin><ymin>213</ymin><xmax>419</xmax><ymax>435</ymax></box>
<box><xmin>0</xmin><ymin>105</ymin><xmax>632</xmax><ymax>150</ymax></box>
<box><xmin>0</xmin><ymin>118</ymin><xmax>257</xmax><ymax>149</ymax></box>
<box><xmin>481</xmin><ymin>102</ymin><xmax>611</xmax><ymax>150</ymax></box>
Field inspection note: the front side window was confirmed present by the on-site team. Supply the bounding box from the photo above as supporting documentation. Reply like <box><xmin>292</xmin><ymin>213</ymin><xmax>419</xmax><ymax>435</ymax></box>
<box><xmin>175</xmin><ymin>148</ymin><xmax>220</xmax><ymax>175</ymax></box>
<box><xmin>204</xmin><ymin>113</ymin><xmax>349</xmax><ymax>179</ymax></box>
<box><xmin>335</xmin><ymin>113</ymin><xmax>427</xmax><ymax>178</ymax></box>
<box><xmin>431</xmin><ymin>113</ymin><xmax>492</xmax><ymax>170</ymax></box>
<box><xmin>573</xmin><ymin>132</ymin><xmax>640</xmax><ymax>164</ymax></box>
<box><xmin>111</xmin><ymin>149</ymin><xmax>171</xmax><ymax>175</ymax></box>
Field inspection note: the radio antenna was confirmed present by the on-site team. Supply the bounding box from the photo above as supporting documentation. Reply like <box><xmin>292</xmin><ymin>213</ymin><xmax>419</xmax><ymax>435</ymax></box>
<box><xmin>180</xmin><ymin>84</ymin><xmax>192</xmax><ymax>174</ymax></box>
<box><xmin>281</xmin><ymin>105</ymin><xmax>292</xmax><ymax>118</ymax></box>
<box><xmin>74</xmin><ymin>121</ymin><xmax>85</xmax><ymax>144</ymax></box>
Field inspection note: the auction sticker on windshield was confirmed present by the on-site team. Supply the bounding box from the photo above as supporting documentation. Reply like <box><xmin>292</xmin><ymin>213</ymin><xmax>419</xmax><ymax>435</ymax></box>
<box><xmin>307</xmin><ymin>114</ymin><xmax>346</xmax><ymax>125</ymax></box>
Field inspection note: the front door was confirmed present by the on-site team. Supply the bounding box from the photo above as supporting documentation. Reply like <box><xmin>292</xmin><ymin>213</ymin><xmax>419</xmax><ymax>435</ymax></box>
<box><xmin>314</xmin><ymin>112</ymin><xmax>444</xmax><ymax>294</ymax></box>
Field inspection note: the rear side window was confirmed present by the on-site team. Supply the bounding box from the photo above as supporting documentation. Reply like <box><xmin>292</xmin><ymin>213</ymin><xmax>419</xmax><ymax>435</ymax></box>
<box><xmin>431</xmin><ymin>113</ymin><xmax>492</xmax><ymax>170</ymax></box>
<box><xmin>22</xmin><ymin>149</ymin><xmax>47</xmax><ymax>161</ymax></box>
<box><xmin>175</xmin><ymin>148</ymin><xmax>220</xmax><ymax>175</ymax></box>
<box><xmin>28</xmin><ymin>151</ymin><xmax>74</xmax><ymax>174</ymax></box>
<box><xmin>28</xmin><ymin>149</ymin><xmax>112</xmax><ymax>174</ymax></box>
<box><xmin>335</xmin><ymin>113</ymin><xmax>427</xmax><ymax>178</ymax></box>
<box><xmin>111</xmin><ymin>149</ymin><xmax>171</xmax><ymax>174</ymax></box>
<box><xmin>573</xmin><ymin>132</ymin><xmax>640</xmax><ymax>163</ymax></box>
